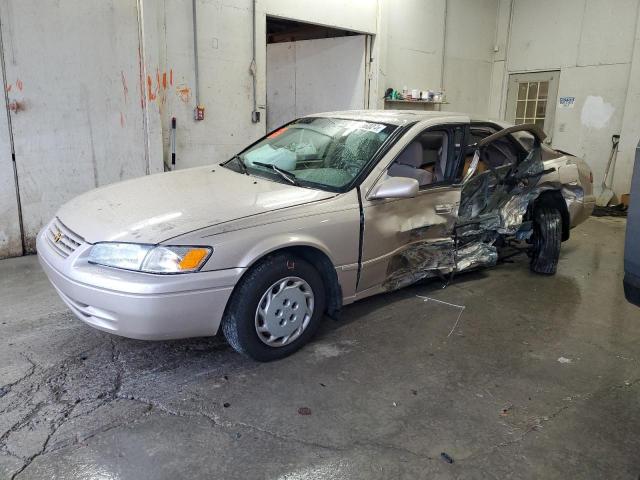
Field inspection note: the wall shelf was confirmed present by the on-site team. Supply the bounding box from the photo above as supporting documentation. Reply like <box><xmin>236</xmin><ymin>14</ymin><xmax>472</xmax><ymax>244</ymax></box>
<box><xmin>383</xmin><ymin>99</ymin><xmax>448</xmax><ymax>111</ymax></box>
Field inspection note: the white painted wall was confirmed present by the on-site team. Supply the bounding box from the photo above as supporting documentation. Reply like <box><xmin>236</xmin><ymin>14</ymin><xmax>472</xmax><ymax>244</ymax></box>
<box><xmin>380</xmin><ymin>0</ymin><xmax>446</xmax><ymax>97</ymax></box>
<box><xmin>443</xmin><ymin>0</ymin><xmax>498</xmax><ymax>114</ymax></box>
<box><xmin>491</xmin><ymin>0</ymin><xmax>640</xmax><ymax>198</ymax></box>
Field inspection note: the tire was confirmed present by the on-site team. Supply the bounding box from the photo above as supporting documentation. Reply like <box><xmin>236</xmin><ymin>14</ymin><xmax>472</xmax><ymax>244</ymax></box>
<box><xmin>221</xmin><ymin>253</ymin><xmax>326</xmax><ymax>361</ymax></box>
<box><xmin>529</xmin><ymin>207</ymin><xmax>562</xmax><ymax>275</ymax></box>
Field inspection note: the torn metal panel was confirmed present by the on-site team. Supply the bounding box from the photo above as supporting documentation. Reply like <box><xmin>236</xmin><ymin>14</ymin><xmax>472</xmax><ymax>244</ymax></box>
<box><xmin>380</xmin><ymin>146</ymin><xmax>546</xmax><ymax>292</ymax></box>
<box><xmin>459</xmin><ymin>145</ymin><xmax>545</xmax><ymax>234</ymax></box>
<box><xmin>454</xmin><ymin>240</ymin><xmax>498</xmax><ymax>272</ymax></box>
<box><xmin>382</xmin><ymin>239</ymin><xmax>455</xmax><ymax>291</ymax></box>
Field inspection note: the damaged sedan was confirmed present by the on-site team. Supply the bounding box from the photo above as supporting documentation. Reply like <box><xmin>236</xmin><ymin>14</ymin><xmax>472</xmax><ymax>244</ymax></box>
<box><xmin>37</xmin><ymin>111</ymin><xmax>595</xmax><ymax>361</ymax></box>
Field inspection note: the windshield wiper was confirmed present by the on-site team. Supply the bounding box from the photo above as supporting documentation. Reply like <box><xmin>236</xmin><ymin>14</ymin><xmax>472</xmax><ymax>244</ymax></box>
<box><xmin>252</xmin><ymin>161</ymin><xmax>299</xmax><ymax>186</ymax></box>
<box><xmin>229</xmin><ymin>154</ymin><xmax>248</xmax><ymax>174</ymax></box>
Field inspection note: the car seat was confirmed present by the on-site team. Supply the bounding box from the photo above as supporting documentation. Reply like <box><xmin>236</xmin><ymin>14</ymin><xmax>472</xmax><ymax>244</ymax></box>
<box><xmin>388</xmin><ymin>142</ymin><xmax>433</xmax><ymax>186</ymax></box>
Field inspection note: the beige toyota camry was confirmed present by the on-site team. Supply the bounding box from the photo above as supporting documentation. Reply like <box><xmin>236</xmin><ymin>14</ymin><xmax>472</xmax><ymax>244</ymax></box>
<box><xmin>38</xmin><ymin>110</ymin><xmax>595</xmax><ymax>361</ymax></box>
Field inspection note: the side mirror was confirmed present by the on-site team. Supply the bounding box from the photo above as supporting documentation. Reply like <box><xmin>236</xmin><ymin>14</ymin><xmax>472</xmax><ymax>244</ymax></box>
<box><xmin>368</xmin><ymin>176</ymin><xmax>419</xmax><ymax>200</ymax></box>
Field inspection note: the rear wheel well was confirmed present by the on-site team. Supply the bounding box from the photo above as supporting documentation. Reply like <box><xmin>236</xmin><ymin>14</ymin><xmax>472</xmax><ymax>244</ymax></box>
<box><xmin>245</xmin><ymin>246</ymin><xmax>342</xmax><ymax>319</ymax></box>
<box><xmin>532</xmin><ymin>190</ymin><xmax>570</xmax><ymax>241</ymax></box>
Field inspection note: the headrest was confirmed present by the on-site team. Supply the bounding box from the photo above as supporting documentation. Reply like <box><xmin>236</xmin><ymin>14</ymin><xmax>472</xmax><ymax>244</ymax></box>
<box><xmin>395</xmin><ymin>142</ymin><xmax>423</xmax><ymax>168</ymax></box>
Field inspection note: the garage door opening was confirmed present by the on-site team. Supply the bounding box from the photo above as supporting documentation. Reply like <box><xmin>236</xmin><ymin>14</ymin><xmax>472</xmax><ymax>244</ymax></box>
<box><xmin>266</xmin><ymin>17</ymin><xmax>371</xmax><ymax>131</ymax></box>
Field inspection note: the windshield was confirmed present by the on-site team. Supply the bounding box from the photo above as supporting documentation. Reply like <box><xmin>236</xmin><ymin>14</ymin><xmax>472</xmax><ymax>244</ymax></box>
<box><xmin>225</xmin><ymin>117</ymin><xmax>396</xmax><ymax>190</ymax></box>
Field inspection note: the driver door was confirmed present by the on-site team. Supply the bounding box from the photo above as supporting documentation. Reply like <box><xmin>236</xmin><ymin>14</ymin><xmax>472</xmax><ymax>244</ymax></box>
<box><xmin>357</xmin><ymin>124</ymin><xmax>467</xmax><ymax>294</ymax></box>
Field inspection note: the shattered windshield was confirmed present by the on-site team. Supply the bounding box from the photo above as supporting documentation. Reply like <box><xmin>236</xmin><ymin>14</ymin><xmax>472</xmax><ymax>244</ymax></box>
<box><xmin>225</xmin><ymin>117</ymin><xmax>396</xmax><ymax>190</ymax></box>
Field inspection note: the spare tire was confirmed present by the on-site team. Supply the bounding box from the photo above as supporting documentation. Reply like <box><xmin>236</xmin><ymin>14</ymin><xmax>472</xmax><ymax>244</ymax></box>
<box><xmin>530</xmin><ymin>207</ymin><xmax>562</xmax><ymax>275</ymax></box>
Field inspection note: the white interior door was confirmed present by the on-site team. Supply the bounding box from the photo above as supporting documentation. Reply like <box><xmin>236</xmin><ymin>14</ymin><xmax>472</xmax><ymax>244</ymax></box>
<box><xmin>505</xmin><ymin>71</ymin><xmax>560</xmax><ymax>143</ymax></box>
<box><xmin>0</xmin><ymin>0</ymin><xmax>149</xmax><ymax>252</ymax></box>
<box><xmin>266</xmin><ymin>35</ymin><xmax>367</xmax><ymax>131</ymax></box>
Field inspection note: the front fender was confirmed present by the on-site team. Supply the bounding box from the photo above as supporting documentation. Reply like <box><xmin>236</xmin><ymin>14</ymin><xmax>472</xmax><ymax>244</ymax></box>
<box><xmin>168</xmin><ymin>190</ymin><xmax>361</xmax><ymax>272</ymax></box>
<box><xmin>238</xmin><ymin>233</ymin><xmax>335</xmax><ymax>269</ymax></box>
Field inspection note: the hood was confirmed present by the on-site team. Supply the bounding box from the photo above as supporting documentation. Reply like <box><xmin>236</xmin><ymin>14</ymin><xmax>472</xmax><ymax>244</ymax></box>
<box><xmin>57</xmin><ymin>165</ymin><xmax>335</xmax><ymax>244</ymax></box>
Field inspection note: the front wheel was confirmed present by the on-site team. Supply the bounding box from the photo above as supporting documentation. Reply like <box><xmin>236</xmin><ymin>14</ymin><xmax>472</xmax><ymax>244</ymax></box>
<box><xmin>221</xmin><ymin>253</ymin><xmax>326</xmax><ymax>361</ymax></box>
<box><xmin>529</xmin><ymin>207</ymin><xmax>562</xmax><ymax>275</ymax></box>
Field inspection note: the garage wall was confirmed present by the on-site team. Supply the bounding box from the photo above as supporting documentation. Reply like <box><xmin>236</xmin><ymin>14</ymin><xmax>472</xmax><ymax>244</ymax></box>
<box><xmin>145</xmin><ymin>0</ymin><xmax>380</xmax><ymax>172</ymax></box>
<box><xmin>0</xmin><ymin>0</ymin><xmax>161</xmax><ymax>255</ymax></box>
<box><xmin>5</xmin><ymin>0</ymin><xmax>638</xmax><ymax>258</ymax></box>
<box><xmin>490</xmin><ymin>0</ymin><xmax>640</xmax><ymax>197</ymax></box>
<box><xmin>443</xmin><ymin>0</ymin><xmax>498</xmax><ymax>114</ymax></box>
<box><xmin>379</xmin><ymin>0</ymin><xmax>446</xmax><ymax>99</ymax></box>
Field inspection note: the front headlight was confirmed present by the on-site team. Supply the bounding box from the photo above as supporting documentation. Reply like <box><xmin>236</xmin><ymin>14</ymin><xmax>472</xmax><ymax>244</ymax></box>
<box><xmin>88</xmin><ymin>243</ymin><xmax>212</xmax><ymax>274</ymax></box>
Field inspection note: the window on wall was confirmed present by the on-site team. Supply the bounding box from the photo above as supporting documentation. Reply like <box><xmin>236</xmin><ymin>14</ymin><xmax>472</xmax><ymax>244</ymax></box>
<box><xmin>514</xmin><ymin>81</ymin><xmax>549</xmax><ymax>129</ymax></box>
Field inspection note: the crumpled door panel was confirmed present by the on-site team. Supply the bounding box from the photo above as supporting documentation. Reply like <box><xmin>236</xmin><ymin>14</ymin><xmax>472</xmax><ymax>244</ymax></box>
<box><xmin>454</xmin><ymin>144</ymin><xmax>545</xmax><ymax>272</ymax></box>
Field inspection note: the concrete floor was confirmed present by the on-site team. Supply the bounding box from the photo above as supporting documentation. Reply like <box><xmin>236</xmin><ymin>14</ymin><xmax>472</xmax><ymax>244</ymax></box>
<box><xmin>0</xmin><ymin>216</ymin><xmax>638</xmax><ymax>479</ymax></box>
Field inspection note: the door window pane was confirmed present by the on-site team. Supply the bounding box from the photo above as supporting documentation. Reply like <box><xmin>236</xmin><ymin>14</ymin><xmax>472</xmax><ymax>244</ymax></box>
<box><xmin>518</xmin><ymin>83</ymin><xmax>528</xmax><ymax>100</ymax></box>
<box><xmin>526</xmin><ymin>101</ymin><xmax>536</xmax><ymax>118</ymax></box>
<box><xmin>538</xmin><ymin>81</ymin><xmax>549</xmax><ymax>99</ymax></box>
<box><xmin>536</xmin><ymin>100</ymin><xmax>547</xmax><ymax>117</ymax></box>
<box><xmin>512</xmin><ymin>80</ymin><xmax>549</xmax><ymax>129</ymax></box>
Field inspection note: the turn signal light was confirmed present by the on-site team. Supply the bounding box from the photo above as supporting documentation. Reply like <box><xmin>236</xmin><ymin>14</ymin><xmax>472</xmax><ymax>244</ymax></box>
<box><xmin>179</xmin><ymin>248</ymin><xmax>210</xmax><ymax>270</ymax></box>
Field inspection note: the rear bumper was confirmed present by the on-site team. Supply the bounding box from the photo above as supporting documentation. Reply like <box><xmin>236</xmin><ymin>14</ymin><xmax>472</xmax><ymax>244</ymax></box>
<box><xmin>37</xmin><ymin>230</ymin><xmax>243</xmax><ymax>340</ymax></box>
<box><xmin>569</xmin><ymin>194</ymin><xmax>595</xmax><ymax>228</ymax></box>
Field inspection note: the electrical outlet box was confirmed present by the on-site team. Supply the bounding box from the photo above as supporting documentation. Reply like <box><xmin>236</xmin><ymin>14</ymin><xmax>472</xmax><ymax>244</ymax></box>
<box><xmin>195</xmin><ymin>105</ymin><xmax>205</xmax><ymax>121</ymax></box>
<box><xmin>251</xmin><ymin>111</ymin><xmax>260</xmax><ymax>123</ymax></box>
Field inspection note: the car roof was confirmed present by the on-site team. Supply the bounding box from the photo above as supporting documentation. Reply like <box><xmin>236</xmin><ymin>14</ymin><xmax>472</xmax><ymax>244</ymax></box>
<box><xmin>304</xmin><ymin>110</ymin><xmax>549</xmax><ymax>140</ymax></box>
<box><xmin>308</xmin><ymin>109</ymin><xmax>483</xmax><ymax>126</ymax></box>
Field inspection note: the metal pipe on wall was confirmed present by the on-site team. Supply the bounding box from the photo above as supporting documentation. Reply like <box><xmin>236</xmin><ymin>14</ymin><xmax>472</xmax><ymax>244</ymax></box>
<box><xmin>250</xmin><ymin>0</ymin><xmax>259</xmax><ymax>123</ymax></box>
<box><xmin>0</xmin><ymin>12</ymin><xmax>25</xmax><ymax>254</ymax></box>
<box><xmin>136</xmin><ymin>0</ymin><xmax>151</xmax><ymax>175</ymax></box>
<box><xmin>192</xmin><ymin>0</ymin><xmax>201</xmax><ymax>108</ymax></box>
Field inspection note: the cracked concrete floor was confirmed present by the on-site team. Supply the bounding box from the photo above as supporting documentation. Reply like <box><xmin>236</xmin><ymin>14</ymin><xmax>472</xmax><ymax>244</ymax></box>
<box><xmin>1</xmin><ymin>216</ymin><xmax>639</xmax><ymax>479</ymax></box>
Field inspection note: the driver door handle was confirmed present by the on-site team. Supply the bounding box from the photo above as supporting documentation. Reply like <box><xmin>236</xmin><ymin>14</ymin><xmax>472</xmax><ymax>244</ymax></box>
<box><xmin>435</xmin><ymin>203</ymin><xmax>455</xmax><ymax>214</ymax></box>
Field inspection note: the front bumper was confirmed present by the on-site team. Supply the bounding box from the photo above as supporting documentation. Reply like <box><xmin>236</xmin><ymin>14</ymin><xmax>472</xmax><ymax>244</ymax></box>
<box><xmin>37</xmin><ymin>227</ymin><xmax>244</xmax><ymax>340</ymax></box>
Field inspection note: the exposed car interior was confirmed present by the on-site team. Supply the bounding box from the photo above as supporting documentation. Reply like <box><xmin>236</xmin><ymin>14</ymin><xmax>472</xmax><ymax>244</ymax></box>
<box><xmin>388</xmin><ymin>131</ymin><xmax>449</xmax><ymax>187</ymax></box>
<box><xmin>461</xmin><ymin>126</ymin><xmax>520</xmax><ymax>179</ymax></box>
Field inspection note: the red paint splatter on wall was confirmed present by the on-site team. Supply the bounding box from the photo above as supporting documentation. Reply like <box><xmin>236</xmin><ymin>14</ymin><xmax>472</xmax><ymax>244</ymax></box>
<box><xmin>5</xmin><ymin>84</ymin><xmax>11</xmax><ymax>92</ymax></box>
<box><xmin>147</xmin><ymin>75</ymin><xmax>156</xmax><ymax>101</ymax></box>
<box><xmin>138</xmin><ymin>67</ymin><xmax>174</xmax><ymax>103</ymax></box>
<box><xmin>176</xmin><ymin>85</ymin><xmax>191</xmax><ymax>103</ymax></box>
<box><xmin>121</xmin><ymin>71</ymin><xmax>129</xmax><ymax>104</ymax></box>
<box><xmin>16</xmin><ymin>79</ymin><xmax>23</xmax><ymax>91</ymax></box>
